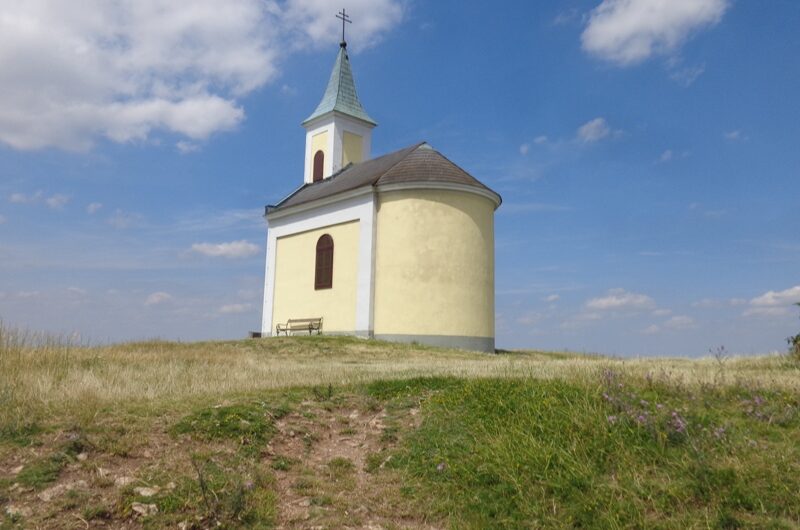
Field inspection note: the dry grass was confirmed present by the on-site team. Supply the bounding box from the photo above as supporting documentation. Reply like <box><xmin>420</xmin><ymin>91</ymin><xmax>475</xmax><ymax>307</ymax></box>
<box><xmin>2</xmin><ymin>324</ymin><xmax>798</xmax><ymax>434</ymax></box>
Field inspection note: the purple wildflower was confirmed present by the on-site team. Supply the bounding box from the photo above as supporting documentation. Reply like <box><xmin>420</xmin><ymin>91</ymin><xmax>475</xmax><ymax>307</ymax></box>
<box><xmin>670</xmin><ymin>411</ymin><xmax>687</xmax><ymax>434</ymax></box>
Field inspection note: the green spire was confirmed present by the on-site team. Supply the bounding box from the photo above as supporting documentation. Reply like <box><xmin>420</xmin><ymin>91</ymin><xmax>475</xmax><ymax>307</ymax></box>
<box><xmin>303</xmin><ymin>44</ymin><xmax>377</xmax><ymax>126</ymax></box>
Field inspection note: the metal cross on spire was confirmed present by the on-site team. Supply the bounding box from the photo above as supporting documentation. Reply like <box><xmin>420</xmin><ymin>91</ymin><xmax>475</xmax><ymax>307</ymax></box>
<box><xmin>336</xmin><ymin>8</ymin><xmax>351</xmax><ymax>47</ymax></box>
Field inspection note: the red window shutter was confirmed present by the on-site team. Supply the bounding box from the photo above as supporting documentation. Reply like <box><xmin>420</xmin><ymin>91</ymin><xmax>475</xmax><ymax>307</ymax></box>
<box><xmin>313</xmin><ymin>150</ymin><xmax>324</xmax><ymax>182</ymax></box>
<box><xmin>315</xmin><ymin>234</ymin><xmax>333</xmax><ymax>289</ymax></box>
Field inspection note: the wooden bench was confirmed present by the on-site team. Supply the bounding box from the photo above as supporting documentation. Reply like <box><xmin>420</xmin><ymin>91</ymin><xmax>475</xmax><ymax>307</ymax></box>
<box><xmin>275</xmin><ymin>317</ymin><xmax>323</xmax><ymax>336</ymax></box>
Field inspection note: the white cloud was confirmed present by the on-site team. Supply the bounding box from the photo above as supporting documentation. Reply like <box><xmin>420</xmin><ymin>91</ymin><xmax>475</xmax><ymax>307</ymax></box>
<box><xmin>219</xmin><ymin>303</ymin><xmax>253</xmax><ymax>314</ymax></box>
<box><xmin>519</xmin><ymin>143</ymin><xmax>530</xmax><ymax>156</ymax></box>
<box><xmin>554</xmin><ymin>8</ymin><xmax>581</xmax><ymax>26</ymax></box>
<box><xmin>176</xmin><ymin>140</ymin><xmax>200</xmax><ymax>154</ymax></box>
<box><xmin>107</xmin><ymin>209</ymin><xmax>142</xmax><ymax>229</ymax></box>
<box><xmin>744</xmin><ymin>285</ymin><xmax>800</xmax><ymax>317</ymax></box>
<box><xmin>67</xmin><ymin>287</ymin><xmax>87</xmax><ymax>296</ymax></box>
<box><xmin>501</xmin><ymin>203</ymin><xmax>572</xmax><ymax>214</ymax></box>
<box><xmin>534</xmin><ymin>135</ymin><xmax>549</xmax><ymax>145</ymax></box>
<box><xmin>9</xmin><ymin>191</ymin><xmax>43</xmax><ymax>204</ymax></box>
<box><xmin>191</xmin><ymin>240</ymin><xmax>260</xmax><ymax>259</ymax></box>
<box><xmin>659</xmin><ymin>149</ymin><xmax>673</xmax><ymax>162</ymax></box>
<box><xmin>578</xmin><ymin>117</ymin><xmax>611</xmax><ymax>142</ymax></box>
<box><xmin>669</xmin><ymin>63</ymin><xmax>705</xmax><ymax>86</ymax></box>
<box><xmin>145</xmin><ymin>291</ymin><xmax>173</xmax><ymax>306</ymax></box>
<box><xmin>652</xmin><ymin>308</ymin><xmax>672</xmax><ymax>316</ymax></box>
<box><xmin>664</xmin><ymin>315</ymin><xmax>695</xmax><ymax>330</ymax></box>
<box><xmin>543</xmin><ymin>294</ymin><xmax>560</xmax><ymax>303</ymax></box>
<box><xmin>8</xmin><ymin>190</ymin><xmax>69</xmax><ymax>209</ymax></box>
<box><xmin>0</xmin><ymin>0</ymin><xmax>403</xmax><ymax>151</ymax></box>
<box><xmin>642</xmin><ymin>315</ymin><xmax>695</xmax><ymax>334</ymax></box>
<box><xmin>642</xmin><ymin>324</ymin><xmax>660</xmax><ymax>334</ymax></box>
<box><xmin>45</xmin><ymin>194</ymin><xmax>70</xmax><ymax>209</ymax></box>
<box><xmin>516</xmin><ymin>312</ymin><xmax>543</xmax><ymax>326</ymax></box>
<box><xmin>86</xmin><ymin>202</ymin><xmax>103</xmax><ymax>214</ymax></box>
<box><xmin>0</xmin><ymin>214</ymin><xmax>5</xmax><ymax>224</ymax></box>
<box><xmin>585</xmin><ymin>288</ymin><xmax>655</xmax><ymax>311</ymax></box>
<box><xmin>281</xmin><ymin>0</ymin><xmax>403</xmax><ymax>50</ymax></box>
<box><xmin>724</xmin><ymin>129</ymin><xmax>746</xmax><ymax>141</ymax></box>
<box><xmin>581</xmin><ymin>0</ymin><xmax>729</xmax><ymax>66</ymax></box>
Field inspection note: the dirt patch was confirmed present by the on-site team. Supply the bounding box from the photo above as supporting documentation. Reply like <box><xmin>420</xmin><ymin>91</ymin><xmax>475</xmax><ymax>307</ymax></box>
<box><xmin>266</xmin><ymin>398</ymin><xmax>434</xmax><ymax>529</ymax></box>
<box><xmin>0</xmin><ymin>393</ymin><xmax>437</xmax><ymax>529</ymax></box>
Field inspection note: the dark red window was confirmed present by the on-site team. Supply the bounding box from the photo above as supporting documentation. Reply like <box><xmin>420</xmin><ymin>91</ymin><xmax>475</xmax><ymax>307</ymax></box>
<box><xmin>314</xmin><ymin>234</ymin><xmax>333</xmax><ymax>289</ymax></box>
<box><xmin>313</xmin><ymin>150</ymin><xmax>324</xmax><ymax>182</ymax></box>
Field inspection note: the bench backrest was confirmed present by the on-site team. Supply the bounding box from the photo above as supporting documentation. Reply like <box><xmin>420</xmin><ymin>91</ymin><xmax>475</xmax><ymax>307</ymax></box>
<box><xmin>286</xmin><ymin>318</ymin><xmax>321</xmax><ymax>325</ymax></box>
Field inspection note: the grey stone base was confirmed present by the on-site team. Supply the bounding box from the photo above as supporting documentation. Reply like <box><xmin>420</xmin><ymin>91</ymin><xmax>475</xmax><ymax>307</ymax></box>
<box><xmin>374</xmin><ymin>333</ymin><xmax>495</xmax><ymax>353</ymax></box>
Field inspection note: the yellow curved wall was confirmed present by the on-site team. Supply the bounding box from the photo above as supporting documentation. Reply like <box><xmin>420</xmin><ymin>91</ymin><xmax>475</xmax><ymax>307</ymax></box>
<box><xmin>373</xmin><ymin>189</ymin><xmax>495</xmax><ymax>339</ymax></box>
<box><xmin>272</xmin><ymin>220</ymin><xmax>359</xmax><ymax>333</ymax></box>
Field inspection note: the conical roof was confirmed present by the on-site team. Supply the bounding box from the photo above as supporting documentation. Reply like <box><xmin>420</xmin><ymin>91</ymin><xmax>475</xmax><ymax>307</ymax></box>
<box><xmin>302</xmin><ymin>44</ymin><xmax>377</xmax><ymax>126</ymax></box>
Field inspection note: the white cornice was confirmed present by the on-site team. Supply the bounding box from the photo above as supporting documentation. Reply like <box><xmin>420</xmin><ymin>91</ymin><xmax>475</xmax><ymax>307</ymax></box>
<box><xmin>376</xmin><ymin>181</ymin><xmax>502</xmax><ymax>209</ymax></box>
<box><xmin>302</xmin><ymin>110</ymin><xmax>377</xmax><ymax>131</ymax></box>
<box><xmin>267</xmin><ymin>180</ymin><xmax>502</xmax><ymax>222</ymax></box>
<box><xmin>266</xmin><ymin>186</ymin><xmax>375</xmax><ymax>221</ymax></box>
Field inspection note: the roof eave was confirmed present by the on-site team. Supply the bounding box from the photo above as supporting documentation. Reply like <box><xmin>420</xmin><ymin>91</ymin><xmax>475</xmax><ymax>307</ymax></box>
<box><xmin>302</xmin><ymin>109</ymin><xmax>377</xmax><ymax>128</ymax></box>
<box><xmin>265</xmin><ymin>185</ymin><xmax>376</xmax><ymax>221</ymax></box>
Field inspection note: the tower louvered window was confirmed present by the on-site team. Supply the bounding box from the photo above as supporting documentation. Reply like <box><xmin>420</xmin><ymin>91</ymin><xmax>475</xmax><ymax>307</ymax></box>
<box><xmin>313</xmin><ymin>150</ymin><xmax>324</xmax><ymax>182</ymax></box>
<box><xmin>314</xmin><ymin>234</ymin><xmax>333</xmax><ymax>289</ymax></box>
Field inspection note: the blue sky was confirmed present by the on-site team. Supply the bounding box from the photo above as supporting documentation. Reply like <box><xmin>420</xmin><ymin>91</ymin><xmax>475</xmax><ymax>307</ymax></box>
<box><xmin>1</xmin><ymin>0</ymin><xmax>798</xmax><ymax>356</ymax></box>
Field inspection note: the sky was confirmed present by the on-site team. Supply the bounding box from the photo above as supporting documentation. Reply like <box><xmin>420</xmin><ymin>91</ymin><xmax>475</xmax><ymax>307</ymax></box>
<box><xmin>0</xmin><ymin>0</ymin><xmax>798</xmax><ymax>357</ymax></box>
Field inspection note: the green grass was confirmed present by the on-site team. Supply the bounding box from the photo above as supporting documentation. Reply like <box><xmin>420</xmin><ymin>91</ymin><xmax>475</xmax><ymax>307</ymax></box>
<box><xmin>15</xmin><ymin>434</ymin><xmax>88</xmax><ymax>489</ymax></box>
<box><xmin>383</xmin><ymin>375</ymin><xmax>800</xmax><ymax>528</ymax></box>
<box><xmin>172</xmin><ymin>401</ymin><xmax>288</xmax><ymax>448</ymax></box>
<box><xmin>2</xmin><ymin>330</ymin><xmax>799</xmax><ymax>528</ymax></box>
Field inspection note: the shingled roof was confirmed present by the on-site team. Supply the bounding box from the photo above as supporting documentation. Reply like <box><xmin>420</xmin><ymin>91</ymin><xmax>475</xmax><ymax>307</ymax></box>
<box><xmin>302</xmin><ymin>44</ymin><xmax>376</xmax><ymax>127</ymax></box>
<box><xmin>268</xmin><ymin>143</ymin><xmax>501</xmax><ymax>213</ymax></box>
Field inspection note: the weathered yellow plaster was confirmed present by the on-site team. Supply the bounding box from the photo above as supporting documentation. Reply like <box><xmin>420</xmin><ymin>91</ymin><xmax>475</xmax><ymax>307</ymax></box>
<box><xmin>342</xmin><ymin>131</ymin><xmax>363</xmax><ymax>166</ymax></box>
<box><xmin>373</xmin><ymin>189</ymin><xmax>495</xmax><ymax>339</ymax></box>
<box><xmin>272</xmin><ymin>220</ymin><xmax>359</xmax><ymax>333</ymax></box>
<box><xmin>311</xmin><ymin>130</ymin><xmax>328</xmax><ymax>169</ymax></box>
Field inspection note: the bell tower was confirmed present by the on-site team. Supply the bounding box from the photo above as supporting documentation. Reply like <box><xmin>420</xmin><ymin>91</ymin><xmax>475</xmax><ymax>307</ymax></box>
<box><xmin>302</xmin><ymin>11</ymin><xmax>376</xmax><ymax>184</ymax></box>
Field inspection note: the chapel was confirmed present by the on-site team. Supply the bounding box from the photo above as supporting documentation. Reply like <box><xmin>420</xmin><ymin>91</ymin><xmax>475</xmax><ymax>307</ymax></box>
<box><xmin>260</xmin><ymin>38</ymin><xmax>501</xmax><ymax>352</ymax></box>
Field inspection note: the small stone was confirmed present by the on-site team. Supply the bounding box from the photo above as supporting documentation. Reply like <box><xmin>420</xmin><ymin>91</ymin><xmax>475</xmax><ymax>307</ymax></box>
<box><xmin>133</xmin><ymin>486</ymin><xmax>160</xmax><ymax>497</ymax></box>
<box><xmin>166</xmin><ymin>481</ymin><xmax>176</xmax><ymax>490</ymax></box>
<box><xmin>349</xmin><ymin>410</ymin><xmax>359</xmax><ymax>419</ymax></box>
<box><xmin>37</xmin><ymin>480</ymin><xmax>87</xmax><ymax>502</ymax></box>
<box><xmin>298</xmin><ymin>499</ymin><xmax>311</xmax><ymax>507</ymax></box>
<box><xmin>10</xmin><ymin>465</ymin><xmax>24</xmax><ymax>475</ymax></box>
<box><xmin>115</xmin><ymin>476</ymin><xmax>136</xmax><ymax>487</ymax></box>
<box><xmin>97</xmin><ymin>467</ymin><xmax>109</xmax><ymax>478</ymax></box>
<box><xmin>77</xmin><ymin>452</ymin><xmax>89</xmax><ymax>461</ymax></box>
<box><xmin>131</xmin><ymin>502</ymin><xmax>158</xmax><ymax>516</ymax></box>
<box><xmin>5</xmin><ymin>505</ymin><xmax>32</xmax><ymax>518</ymax></box>
<box><xmin>142</xmin><ymin>450</ymin><xmax>153</xmax><ymax>458</ymax></box>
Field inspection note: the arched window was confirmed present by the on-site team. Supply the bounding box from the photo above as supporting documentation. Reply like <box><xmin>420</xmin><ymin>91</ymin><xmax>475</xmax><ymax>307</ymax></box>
<box><xmin>315</xmin><ymin>234</ymin><xmax>333</xmax><ymax>289</ymax></box>
<box><xmin>313</xmin><ymin>150</ymin><xmax>324</xmax><ymax>182</ymax></box>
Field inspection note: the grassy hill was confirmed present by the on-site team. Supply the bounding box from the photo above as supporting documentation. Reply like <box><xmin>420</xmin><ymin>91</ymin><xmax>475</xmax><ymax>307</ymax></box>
<box><xmin>1</xmin><ymin>328</ymin><xmax>799</xmax><ymax>528</ymax></box>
